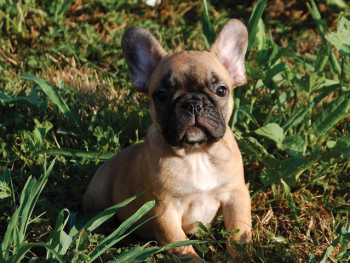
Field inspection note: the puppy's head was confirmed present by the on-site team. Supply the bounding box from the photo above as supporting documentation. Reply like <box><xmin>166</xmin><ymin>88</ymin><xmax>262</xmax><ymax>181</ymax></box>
<box><xmin>122</xmin><ymin>19</ymin><xmax>248</xmax><ymax>147</ymax></box>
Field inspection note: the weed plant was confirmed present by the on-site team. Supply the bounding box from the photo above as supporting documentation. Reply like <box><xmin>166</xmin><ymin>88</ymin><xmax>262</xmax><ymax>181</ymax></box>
<box><xmin>1</xmin><ymin>0</ymin><xmax>350</xmax><ymax>262</ymax></box>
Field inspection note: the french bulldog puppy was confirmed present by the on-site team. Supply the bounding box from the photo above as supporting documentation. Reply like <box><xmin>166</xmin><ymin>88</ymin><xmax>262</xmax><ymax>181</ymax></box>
<box><xmin>83</xmin><ymin>19</ymin><xmax>251</xmax><ymax>261</ymax></box>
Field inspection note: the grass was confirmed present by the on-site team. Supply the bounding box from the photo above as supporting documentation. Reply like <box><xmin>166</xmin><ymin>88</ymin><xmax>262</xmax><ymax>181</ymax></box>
<box><xmin>1</xmin><ymin>0</ymin><xmax>350</xmax><ymax>262</ymax></box>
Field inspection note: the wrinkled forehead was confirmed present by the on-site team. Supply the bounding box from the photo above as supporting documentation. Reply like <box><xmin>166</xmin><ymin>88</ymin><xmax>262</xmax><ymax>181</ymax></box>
<box><xmin>148</xmin><ymin>51</ymin><xmax>232</xmax><ymax>94</ymax></box>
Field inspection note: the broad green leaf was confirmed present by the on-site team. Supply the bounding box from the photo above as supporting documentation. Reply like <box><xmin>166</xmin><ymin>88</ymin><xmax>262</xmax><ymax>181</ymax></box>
<box><xmin>329</xmin><ymin>137</ymin><xmax>350</xmax><ymax>154</ymax></box>
<box><xmin>76</xmin><ymin>228</ymin><xmax>89</xmax><ymax>252</ymax></box>
<box><xmin>281</xmin><ymin>179</ymin><xmax>299</xmax><ymax>224</ymax></box>
<box><xmin>245</xmin><ymin>63</ymin><xmax>265</xmax><ymax>81</ymax></box>
<box><xmin>93</xmin><ymin>126</ymin><xmax>104</xmax><ymax>142</ymax></box>
<box><xmin>337</xmin><ymin>225</ymin><xmax>350</xmax><ymax>259</ymax></box>
<box><xmin>47</xmin><ymin>209</ymin><xmax>72</xmax><ymax>259</ymax></box>
<box><xmin>19</xmin><ymin>75</ymin><xmax>85</xmax><ymax>138</ymax></box>
<box><xmin>296</xmin><ymin>72</ymin><xmax>326</xmax><ymax>94</ymax></box>
<box><xmin>0</xmin><ymin>169</ymin><xmax>12</xmax><ymax>199</ymax></box>
<box><xmin>255</xmin><ymin>123</ymin><xmax>284</xmax><ymax>148</ymax></box>
<box><xmin>34</xmin><ymin>119</ymin><xmax>53</xmax><ymax>134</ymax></box>
<box><xmin>327</xmin><ymin>141</ymin><xmax>337</xmax><ymax>149</ymax></box>
<box><xmin>307</xmin><ymin>90</ymin><xmax>350</xmax><ymax>139</ymax></box>
<box><xmin>282</xmin><ymin>136</ymin><xmax>304</xmax><ymax>157</ymax></box>
<box><xmin>34</xmin><ymin>148</ymin><xmax>116</xmax><ymax>162</ymax></box>
<box><xmin>202</xmin><ymin>0</ymin><xmax>216</xmax><ymax>49</ymax></box>
<box><xmin>264</xmin><ymin>62</ymin><xmax>288</xmax><ymax>85</ymax></box>
<box><xmin>88</xmin><ymin>200</ymin><xmax>156</xmax><ymax>262</ymax></box>
<box><xmin>234</xmin><ymin>131</ymin><xmax>280</xmax><ymax>169</ymax></box>
<box><xmin>193</xmin><ymin>221</ymin><xmax>210</xmax><ymax>234</ymax></box>
<box><xmin>325</xmin><ymin>16</ymin><xmax>350</xmax><ymax>56</ymax></box>
<box><xmin>259</xmin><ymin>157</ymin><xmax>306</xmax><ymax>187</ymax></box>
<box><xmin>0</xmin><ymin>191</ymin><xmax>11</xmax><ymax>199</ymax></box>
<box><xmin>246</xmin><ymin>0</ymin><xmax>268</xmax><ymax>59</ymax></box>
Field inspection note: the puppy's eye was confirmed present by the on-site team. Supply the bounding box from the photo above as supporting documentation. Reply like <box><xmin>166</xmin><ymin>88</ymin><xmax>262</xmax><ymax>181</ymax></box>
<box><xmin>215</xmin><ymin>86</ymin><xmax>227</xmax><ymax>97</ymax></box>
<box><xmin>155</xmin><ymin>91</ymin><xmax>169</xmax><ymax>102</ymax></box>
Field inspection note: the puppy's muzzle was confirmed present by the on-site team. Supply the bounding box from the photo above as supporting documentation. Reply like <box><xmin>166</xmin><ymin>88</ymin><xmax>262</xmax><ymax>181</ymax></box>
<box><xmin>163</xmin><ymin>94</ymin><xmax>226</xmax><ymax>146</ymax></box>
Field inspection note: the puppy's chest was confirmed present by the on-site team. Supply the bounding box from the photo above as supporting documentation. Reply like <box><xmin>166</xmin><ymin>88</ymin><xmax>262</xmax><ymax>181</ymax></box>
<box><xmin>184</xmin><ymin>153</ymin><xmax>222</xmax><ymax>192</ymax></box>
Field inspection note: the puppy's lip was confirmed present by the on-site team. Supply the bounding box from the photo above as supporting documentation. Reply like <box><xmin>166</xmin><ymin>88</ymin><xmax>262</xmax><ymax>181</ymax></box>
<box><xmin>187</xmin><ymin>126</ymin><xmax>203</xmax><ymax>133</ymax></box>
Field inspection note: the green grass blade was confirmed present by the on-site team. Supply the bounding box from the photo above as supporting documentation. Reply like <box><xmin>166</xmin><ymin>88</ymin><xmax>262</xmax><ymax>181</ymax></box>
<box><xmin>231</xmin><ymin>87</ymin><xmax>242</xmax><ymax>130</ymax></box>
<box><xmin>58</xmin><ymin>0</ymin><xmax>75</xmax><ymax>18</ymax></box>
<box><xmin>113</xmin><ymin>240</ymin><xmax>224</xmax><ymax>263</ymax></box>
<box><xmin>1</xmin><ymin>175</ymin><xmax>36</xmax><ymax>259</ymax></box>
<box><xmin>286</xmin><ymin>51</ymin><xmax>315</xmax><ymax>71</ymax></box>
<box><xmin>19</xmin><ymin>75</ymin><xmax>85</xmax><ymax>138</ymax></box>
<box><xmin>7</xmin><ymin>242</ymin><xmax>64</xmax><ymax>263</ymax></box>
<box><xmin>34</xmin><ymin>148</ymin><xmax>116</xmax><ymax>162</ymax></box>
<box><xmin>307</xmin><ymin>0</ymin><xmax>326</xmax><ymax>38</ymax></box>
<box><xmin>87</xmin><ymin>97</ymin><xmax>119</xmax><ymax>137</ymax></box>
<box><xmin>280</xmin><ymin>179</ymin><xmax>299</xmax><ymax>224</ymax></box>
<box><xmin>69</xmin><ymin>191</ymin><xmax>145</xmax><ymax>237</ymax></box>
<box><xmin>270</xmin><ymin>40</ymin><xmax>297</xmax><ymax>66</ymax></box>
<box><xmin>18</xmin><ymin>159</ymin><xmax>56</xmax><ymax>246</ymax></box>
<box><xmin>88</xmin><ymin>200</ymin><xmax>156</xmax><ymax>262</ymax></box>
<box><xmin>114</xmin><ymin>244</ymin><xmax>160</xmax><ymax>263</ymax></box>
<box><xmin>202</xmin><ymin>0</ymin><xmax>216</xmax><ymax>49</ymax></box>
<box><xmin>246</xmin><ymin>0</ymin><xmax>268</xmax><ymax>60</ymax></box>
<box><xmin>307</xmin><ymin>0</ymin><xmax>341</xmax><ymax>74</ymax></box>
<box><xmin>1</xmin><ymin>209</ymin><xmax>20</xmax><ymax>259</ymax></box>
<box><xmin>307</xmin><ymin>90</ymin><xmax>350</xmax><ymax>141</ymax></box>
<box><xmin>282</xmin><ymin>84</ymin><xmax>339</xmax><ymax>132</ymax></box>
<box><xmin>237</xmin><ymin>106</ymin><xmax>260</xmax><ymax>128</ymax></box>
<box><xmin>318</xmin><ymin>230</ymin><xmax>350</xmax><ymax>263</ymax></box>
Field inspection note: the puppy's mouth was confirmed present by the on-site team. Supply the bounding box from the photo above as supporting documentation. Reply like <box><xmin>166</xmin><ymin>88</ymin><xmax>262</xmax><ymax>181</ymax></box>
<box><xmin>182</xmin><ymin>126</ymin><xmax>208</xmax><ymax>145</ymax></box>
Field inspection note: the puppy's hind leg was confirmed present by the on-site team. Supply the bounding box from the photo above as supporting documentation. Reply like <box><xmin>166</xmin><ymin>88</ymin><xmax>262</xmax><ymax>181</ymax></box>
<box><xmin>83</xmin><ymin>156</ymin><xmax>118</xmax><ymax>214</ymax></box>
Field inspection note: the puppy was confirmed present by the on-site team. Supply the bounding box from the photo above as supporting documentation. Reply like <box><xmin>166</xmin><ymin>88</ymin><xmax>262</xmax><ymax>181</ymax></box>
<box><xmin>83</xmin><ymin>19</ymin><xmax>251</xmax><ymax>261</ymax></box>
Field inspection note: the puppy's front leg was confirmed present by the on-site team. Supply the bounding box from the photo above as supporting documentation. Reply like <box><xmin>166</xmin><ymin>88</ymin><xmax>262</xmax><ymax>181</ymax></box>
<box><xmin>222</xmin><ymin>186</ymin><xmax>252</xmax><ymax>256</ymax></box>
<box><xmin>151</xmin><ymin>204</ymin><xmax>201</xmax><ymax>262</ymax></box>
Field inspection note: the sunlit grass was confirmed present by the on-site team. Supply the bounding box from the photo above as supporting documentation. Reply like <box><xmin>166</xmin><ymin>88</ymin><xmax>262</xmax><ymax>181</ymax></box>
<box><xmin>1</xmin><ymin>0</ymin><xmax>350</xmax><ymax>262</ymax></box>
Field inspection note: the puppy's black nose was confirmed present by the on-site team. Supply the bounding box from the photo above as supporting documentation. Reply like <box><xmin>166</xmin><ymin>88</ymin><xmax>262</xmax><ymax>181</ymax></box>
<box><xmin>182</xmin><ymin>101</ymin><xmax>203</xmax><ymax>115</ymax></box>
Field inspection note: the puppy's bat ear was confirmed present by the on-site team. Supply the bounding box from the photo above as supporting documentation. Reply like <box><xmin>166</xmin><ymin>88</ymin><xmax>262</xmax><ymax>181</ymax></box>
<box><xmin>122</xmin><ymin>27</ymin><xmax>167</xmax><ymax>93</ymax></box>
<box><xmin>209</xmin><ymin>19</ymin><xmax>248</xmax><ymax>87</ymax></box>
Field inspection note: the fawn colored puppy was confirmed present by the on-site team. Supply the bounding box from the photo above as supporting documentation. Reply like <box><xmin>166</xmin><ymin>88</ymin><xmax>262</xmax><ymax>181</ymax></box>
<box><xmin>84</xmin><ymin>19</ymin><xmax>251</xmax><ymax>261</ymax></box>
